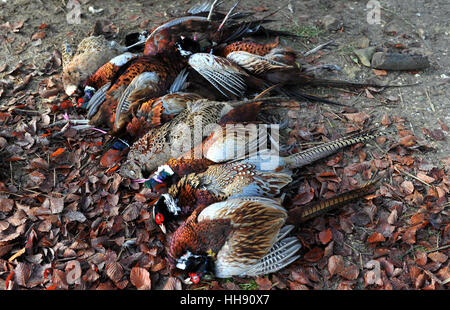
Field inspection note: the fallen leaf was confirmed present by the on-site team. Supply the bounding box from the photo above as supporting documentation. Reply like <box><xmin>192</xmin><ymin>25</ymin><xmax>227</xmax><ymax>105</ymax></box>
<box><xmin>100</xmin><ymin>149</ymin><xmax>122</xmax><ymax>167</ymax></box>
<box><xmin>343</xmin><ymin>112</ymin><xmax>370</xmax><ymax>124</ymax></box>
<box><xmin>401</xmin><ymin>180</ymin><xmax>414</xmax><ymax>195</ymax></box>
<box><xmin>372</xmin><ymin>69</ymin><xmax>387</xmax><ymax>76</ymax></box>
<box><xmin>162</xmin><ymin>277</ymin><xmax>182</xmax><ymax>290</ymax></box>
<box><xmin>328</xmin><ymin>255</ymin><xmax>344</xmax><ymax>277</ymax></box>
<box><xmin>130</xmin><ymin>267</ymin><xmax>151</xmax><ymax>290</ymax></box>
<box><xmin>106</xmin><ymin>261</ymin><xmax>123</xmax><ymax>283</ymax></box>
<box><xmin>50</xmin><ymin>197</ymin><xmax>64</xmax><ymax>214</ymax></box>
<box><xmin>50</xmin><ymin>148</ymin><xmax>65</xmax><ymax>158</ymax></box>
<box><xmin>31</xmin><ymin>31</ymin><xmax>46</xmax><ymax>40</ymax></box>
<box><xmin>255</xmin><ymin>276</ymin><xmax>272</xmax><ymax>290</ymax></box>
<box><xmin>14</xmin><ymin>262</ymin><xmax>30</xmax><ymax>287</ymax></box>
<box><xmin>65</xmin><ymin>260</ymin><xmax>82</xmax><ymax>285</ymax></box>
<box><xmin>319</xmin><ymin>229</ymin><xmax>333</xmax><ymax>244</ymax></box>
<box><xmin>340</xmin><ymin>265</ymin><xmax>360</xmax><ymax>281</ymax></box>
<box><xmin>415</xmin><ymin>251</ymin><xmax>428</xmax><ymax>266</ymax></box>
<box><xmin>364</xmin><ymin>260</ymin><xmax>383</xmax><ymax>287</ymax></box>
<box><xmin>428</xmin><ymin>252</ymin><xmax>448</xmax><ymax>263</ymax></box>
<box><xmin>367</xmin><ymin>232</ymin><xmax>386</xmax><ymax>243</ymax></box>
<box><xmin>0</xmin><ymin>198</ymin><xmax>14</xmax><ymax>212</ymax></box>
<box><xmin>303</xmin><ymin>248</ymin><xmax>324</xmax><ymax>263</ymax></box>
<box><xmin>253</xmin><ymin>5</ymin><xmax>268</xmax><ymax>12</ymax></box>
<box><xmin>28</xmin><ymin>170</ymin><xmax>46</xmax><ymax>186</ymax></box>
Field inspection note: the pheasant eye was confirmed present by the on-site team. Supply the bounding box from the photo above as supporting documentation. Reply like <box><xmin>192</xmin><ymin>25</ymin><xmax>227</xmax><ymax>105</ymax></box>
<box><xmin>77</xmin><ymin>98</ymin><xmax>84</xmax><ymax>107</ymax></box>
<box><xmin>155</xmin><ymin>212</ymin><xmax>164</xmax><ymax>225</ymax></box>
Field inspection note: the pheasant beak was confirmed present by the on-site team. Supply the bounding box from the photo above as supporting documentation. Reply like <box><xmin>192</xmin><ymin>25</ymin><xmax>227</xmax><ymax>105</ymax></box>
<box><xmin>65</xmin><ymin>84</ymin><xmax>77</xmax><ymax>97</ymax></box>
<box><xmin>154</xmin><ymin>212</ymin><xmax>166</xmax><ymax>234</ymax></box>
<box><xmin>158</xmin><ymin>223</ymin><xmax>167</xmax><ymax>234</ymax></box>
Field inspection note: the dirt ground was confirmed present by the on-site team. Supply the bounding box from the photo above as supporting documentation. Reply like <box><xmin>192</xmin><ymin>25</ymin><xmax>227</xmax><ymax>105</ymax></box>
<box><xmin>0</xmin><ymin>0</ymin><xmax>448</xmax><ymax>291</ymax></box>
<box><xmin>1</xmin><ymin>0</ymin><xmax>448</xmax><ymax>155</ymax></box>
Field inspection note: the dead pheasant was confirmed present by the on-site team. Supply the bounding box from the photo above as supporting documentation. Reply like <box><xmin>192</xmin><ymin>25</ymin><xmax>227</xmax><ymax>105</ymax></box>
<box><xmin>126</xmin><ymin>92</ymin><xmax>204</xmax><ymax>138</ymax></box>
<box><xmin>169</xmin><ymin>178</ymin><xmax>379</xmax><ymax>282</ymax></box>
<box><xmin>70</xmin><ymin>49</ymin><xmax>190</xmax><ymax>134</ymax></box>
<box><xmin>151</xmin><ymin>130</ymin><xmax>383</xmax><ymax>233</ymax></box>
<box><xmin>62</xmin><ymin>35</ymin><xmax>136</xmax><ymax>97</ymax></box>
<box><xmin>143</xmin><ymin>1</ymin><xmax>296</xmax><ymax>57</ymax></box>
<box><xmin>119</xmin><ymin>97</ymin><xmax>285</xmax><ymax>180</ymax></box>
<box><xmin>77</xmin><ymin>52</ymin><xmax>139</xmax><ymax>109</ymax></box>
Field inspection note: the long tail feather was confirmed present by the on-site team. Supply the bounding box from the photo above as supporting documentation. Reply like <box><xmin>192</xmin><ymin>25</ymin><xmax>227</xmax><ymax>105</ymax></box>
<box><xmin>287</xmin><ymin>178</ymin><xmax>381</xmax><ymax>224</ymax></box>
<box><xmin>284</xmin><ymin>130</ymin><xmax>383</xmax><ymax>169</ymax></box>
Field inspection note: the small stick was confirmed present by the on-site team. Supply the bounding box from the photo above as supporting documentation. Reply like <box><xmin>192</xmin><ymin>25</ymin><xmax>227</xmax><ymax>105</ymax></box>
<box><xmin>398</xmin><ymin>89</ymin><xmax>404</xmax><ymax>106</ymax></box>
<box><xmin>424</xmin><ymin>87</ymin><xmax>435</xmax><ymax>112</ymax></box>
<box><xmin>21</xmin><ymin>188</ymin><xmax>52</xmax><ymax>199</ymax></box>
<box><xmin>394</xmin><ymin>166</ymin><xmax>432</xmax><ymax>187</ymax></box>
<box><xmin>9</xmin><ymin>161</ymin><xmax>14</xmax><ymax>186</ymax></box>
<box><xmin>425</xmin><ymin>244</ymin><xmax>450</xmax><ymax>254</ymax></box>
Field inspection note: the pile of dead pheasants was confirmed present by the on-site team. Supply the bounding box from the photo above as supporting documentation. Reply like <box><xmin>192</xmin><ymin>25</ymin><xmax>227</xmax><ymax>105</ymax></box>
<box><xmin>55</xmin><ymin>1</ymin><xmax>394</xmax><ymax>286</ymax></box>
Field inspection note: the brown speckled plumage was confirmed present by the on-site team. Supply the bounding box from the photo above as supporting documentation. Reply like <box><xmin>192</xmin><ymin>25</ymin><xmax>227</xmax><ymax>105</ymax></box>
<box><xmin>62</xmin><ymin>35</ymin><xmax>126</xmax><ymax>96</ymax></box>
<box><xmin>89</xmin><ymin>52</ymin><xmax>188</xmax><ymax>132</ymax></box>
<box><xmin>119</xmin><ymin>98</ymin><xmax>268</xmax><ymax>179</ymax></box>
<box><xmin>126</xmin><ymin>92</ymin><xmax>203</xmax><ymax>137</ymax></box>
<box><xmin>169</xmin><ymin>196</ymin><xmax>298</xmax><ymax>278</ymax></box>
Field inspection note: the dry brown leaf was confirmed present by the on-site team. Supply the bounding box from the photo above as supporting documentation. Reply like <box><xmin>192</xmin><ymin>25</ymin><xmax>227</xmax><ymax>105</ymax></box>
<box><xmin>255</xmin><ymin>276</ymin><xmax>272</xmax><ymax>290</ymax></box>
<box><xmin>428</xmin><ymin>252</ymin><xmax>448</xmax><ymax>263</ymax></box>
<box><xmin>0</xmin><ymin>198</ymin><xmax>14</xmax><ymax>212</ymax></box>
<box><xmin>401</xmin><ymin>180</ymin><xmax>414</xmax><ymax>195</ymax></box>
<box><xmin>343</xmin><ymin>112</ymin><xmax>370</xmax><ymax>124</ymax></box>
<box><xmin>130</xmin><ymin>267</ymin><xmax>151</xmax><ymax>290</ymax></box>
<box><xmin>372</xmin><ymin>69</ymin><xmax>387</xmax><ymax>76</ymax></box>
<box><xmin>14</xmin><ymin>262</ymin><xmax>30</xmax><ymax>287</ymax></box>
<box><xmin>367</xmin><ymin>232</ymin><xmax>386</xmax><ymax>243</ymax></box>
<box><xmin>364</xmin><ymin>260</ymin><xmax>383</xmax><ymax>287</ymax></box>
<box><xmin>162</xmin><ymin>277</ymin><xmax>182</xmax><ymax>290</ymax></box>
<box><xmin>303</xmin><ymin>248</ymin><xmax>324</xmax><ymax>263</ymax></box>
<box><xmin>328</xmin><ymin>255</ymin><xmax>344</xmax><ymax>277</ymax></box>
<box><xmin>31</xmin><ymin>31</ymin><xmax>46</xmax><ymax>40</ymax></box>
<box><xmin>106</xmin><ymin>261</ymin><xmax>124</xmax><ymax>283</ymax></box>
<box><xmin>319</xmin><ymin>229</ymin><xmax>333</xmax><ymax>245</ymax></box>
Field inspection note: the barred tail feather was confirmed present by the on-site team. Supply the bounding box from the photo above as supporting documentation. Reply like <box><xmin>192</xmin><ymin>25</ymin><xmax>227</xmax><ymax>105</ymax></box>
<box><xmin>243</xmin><ymin>235</ymin><xmax>301</xmax><ymax>277</ymax></box>
<box><xmin>287</xmin><ymin>178</ymin><xmax>381</xmax><ymax>224</ymax></box>
<box><xmin>85</xmin><ymin>82</ymin><xmax>111</xmax><ymax>118</ymax></box>
<box><xmin>284</xmin><ymin>131</ymin><xmax>381</xmax><ymax>169</ymax></box>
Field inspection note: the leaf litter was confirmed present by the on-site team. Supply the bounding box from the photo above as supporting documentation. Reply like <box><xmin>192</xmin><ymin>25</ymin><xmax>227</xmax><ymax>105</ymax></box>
<box><xmin>0</xmin><ymin>1</ymin><xmax>448</xmax><ymax>291</ymax></box>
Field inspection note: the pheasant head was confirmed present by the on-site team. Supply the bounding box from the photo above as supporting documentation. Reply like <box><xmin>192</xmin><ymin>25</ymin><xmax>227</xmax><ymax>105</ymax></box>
<box><xmin>151</xmin><ymin>193</ymin><xmax>181</xmax><ymax>234</ymax></box>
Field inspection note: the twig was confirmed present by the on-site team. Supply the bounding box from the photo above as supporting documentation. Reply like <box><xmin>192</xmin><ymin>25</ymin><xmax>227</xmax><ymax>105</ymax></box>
<box><xmin>424</xmin><ymin>87</ymin><xmax>435</xmax><ymax>112</ymax></box>
<box><xmin>0</xmin><ymin>191</ymin><xmax>25</xmax><ymax>198</ymax></box>
<box><xmin>9</xmin><ymin>161</ymin><xmax>14</xmax><ymax>186</ymax></box>
<box><xmin>393</xmin><ymin>166</ymin><xmax>432</xmax><ymax>187</ymax></box>
<box><xmin>398</xmin><ymin>88</ymin><xmax>404</xmax><ymax>106</ymax></box>
<box><xmin>425</xmin><ymin>244</ymin><xmax>450</xmax><ymax>254</ymax></box>
<box><xmin>21</xmin><ymin>188</ymin><xmax>52</xmax><ymax>199</ymax></box>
